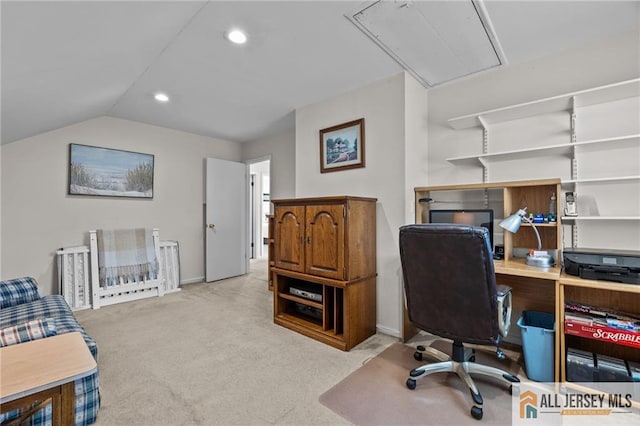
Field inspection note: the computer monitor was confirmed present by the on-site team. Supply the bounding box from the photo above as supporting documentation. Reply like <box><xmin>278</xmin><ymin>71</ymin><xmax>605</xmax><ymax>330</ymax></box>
<box><xmin>428</xmin><ymin>209</ymin><xmax>494</xmax><ymax>249</ymax></box>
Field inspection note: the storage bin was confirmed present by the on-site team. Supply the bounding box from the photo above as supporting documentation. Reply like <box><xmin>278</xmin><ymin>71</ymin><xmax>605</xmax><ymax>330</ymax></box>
<box><xmin>518</xmin><ymin>310</ymin><xmax>555</xmax><ymax>382</ymax></box>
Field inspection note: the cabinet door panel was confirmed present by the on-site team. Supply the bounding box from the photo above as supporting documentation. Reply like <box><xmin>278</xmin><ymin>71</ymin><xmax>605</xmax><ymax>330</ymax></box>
<box><xmin>305</xmin><ymin>204</ymin><xmax>345</xmax><ymax>279</ymax></box>
<box><xmin>274</xmin><ymin>205</ymin><xmax>305</xmax><ymax>272</ymax></box>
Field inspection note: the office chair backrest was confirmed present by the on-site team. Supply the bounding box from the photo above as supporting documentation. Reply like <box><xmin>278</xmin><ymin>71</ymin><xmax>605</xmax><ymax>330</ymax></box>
<box><xmin>399</xmin><ymin>224</ymin><xmax>499</xmax><ymax>345</ymax></box>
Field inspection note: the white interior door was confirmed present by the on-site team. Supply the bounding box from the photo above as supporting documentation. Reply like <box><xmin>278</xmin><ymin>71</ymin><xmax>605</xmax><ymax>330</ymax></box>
<box><xmin>206</xmin><ymin>158</ymin><xmax>248</xmax><ymax>282</ymax></box>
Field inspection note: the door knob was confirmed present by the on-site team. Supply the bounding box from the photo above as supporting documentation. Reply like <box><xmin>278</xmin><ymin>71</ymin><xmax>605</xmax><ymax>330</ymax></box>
<box><xmin>208</xmin><ymin>224</ymin><xmax>215</xmax><ymax>229</ymax></box>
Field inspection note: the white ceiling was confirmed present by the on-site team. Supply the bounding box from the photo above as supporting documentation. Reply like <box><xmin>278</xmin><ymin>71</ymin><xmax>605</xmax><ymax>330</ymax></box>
<box><xmin>2</xmin><ymin>1</ymin><xmax>638</xmax><ymax>145</ymax></box>
<box><xmin>348</xmin><ymin>1</ymin><xmax>504</xmax><ymax>86</ymax></box>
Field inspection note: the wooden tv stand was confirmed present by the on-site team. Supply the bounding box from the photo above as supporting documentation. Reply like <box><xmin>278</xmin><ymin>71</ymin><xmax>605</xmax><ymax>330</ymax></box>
<box><xmin>271</xmin><ymin>196</ymin><xmax>377</xmax><ymax>351</ymax></box>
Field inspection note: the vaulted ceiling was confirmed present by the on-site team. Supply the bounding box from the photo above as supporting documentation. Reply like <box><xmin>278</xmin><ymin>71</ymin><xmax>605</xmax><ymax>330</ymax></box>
<box><xmin>2</xmin><ymin>1</ymin><xmax>638</xmax><ymax>145</ymax></box>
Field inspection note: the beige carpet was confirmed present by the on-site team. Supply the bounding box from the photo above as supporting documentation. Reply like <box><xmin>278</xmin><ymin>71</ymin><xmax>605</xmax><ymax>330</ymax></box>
<box><xmin>74</xmin><ymin>259</ymin><xmax>398</xmax><ymax>425</ymax></box>
<box><xmin>320</xmin><ymin>340</ymin><xmax>521</xmax><ymax>425</ymax></box>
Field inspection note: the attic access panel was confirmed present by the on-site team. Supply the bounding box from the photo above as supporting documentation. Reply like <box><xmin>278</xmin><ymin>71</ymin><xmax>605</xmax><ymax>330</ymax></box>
<box><xmin>348</xmin><ymin>0</ymin><xmax>503</xmax><ymax>87</ymax></box>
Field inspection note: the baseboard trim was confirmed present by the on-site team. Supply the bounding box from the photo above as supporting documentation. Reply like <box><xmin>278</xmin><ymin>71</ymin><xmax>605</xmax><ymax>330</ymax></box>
<box><xmin>376</xmin><ymin>324</ymin><xmax>401</xmax><ymax>338</ymax></box>
<box><xmin>181</xmin><ymin>276</ymin><xmax>205</xmax><ymax>285</ymax></box>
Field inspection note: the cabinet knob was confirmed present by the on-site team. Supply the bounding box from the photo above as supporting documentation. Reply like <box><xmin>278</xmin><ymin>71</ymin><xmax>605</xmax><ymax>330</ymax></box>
<box><xmin>208</xmin><ymin>224</ymin><xmax>215</xmax><ymax>229</ymax></box>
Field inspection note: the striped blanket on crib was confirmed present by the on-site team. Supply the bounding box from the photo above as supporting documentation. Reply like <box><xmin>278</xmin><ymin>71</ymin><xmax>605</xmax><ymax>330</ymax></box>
<box><xmin>97</xmin><ymin>228</ymin><xmax>159</xmax><ymax>287</ymax></box>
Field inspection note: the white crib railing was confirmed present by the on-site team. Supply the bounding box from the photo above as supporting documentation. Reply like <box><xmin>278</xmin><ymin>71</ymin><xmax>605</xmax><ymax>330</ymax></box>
<box><xmin>57</xmin><ymin>237</ymin><xmax>181</xmax><ymax>309</ymax></box>
<box><xmin>56</xmin><ymin>245</ymin><xmax>91</xmax><ymax>310</ymax></box>
<box><xmin>159</xmin><ymin>240</ymin><xmax>181</xmax><ymax>294</ymax></box>
<box><xmin>90</xmin><ymin>228</ymin><xmax>164</xmax><ymax>309</ymax></box>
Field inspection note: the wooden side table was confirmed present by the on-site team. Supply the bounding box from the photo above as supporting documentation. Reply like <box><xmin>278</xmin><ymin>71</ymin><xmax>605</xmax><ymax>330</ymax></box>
<box><xmin>0</xmin><ymin>332</ymin><xmax>97</xmax><ymax>425</ymax></box>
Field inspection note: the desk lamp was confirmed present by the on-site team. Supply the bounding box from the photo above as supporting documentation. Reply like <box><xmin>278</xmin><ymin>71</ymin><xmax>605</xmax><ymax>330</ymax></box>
<box><xmin>499</xmin><ymin>207</ymin><xmax>554</xmax><ymax>267</ymax></box>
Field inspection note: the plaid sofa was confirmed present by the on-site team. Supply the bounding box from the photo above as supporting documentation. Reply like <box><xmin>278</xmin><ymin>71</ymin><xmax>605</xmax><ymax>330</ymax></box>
<box><xmin>0</xmin><ymin>277</ymin><xmax>100</xmax><ymax>425</ymax></box>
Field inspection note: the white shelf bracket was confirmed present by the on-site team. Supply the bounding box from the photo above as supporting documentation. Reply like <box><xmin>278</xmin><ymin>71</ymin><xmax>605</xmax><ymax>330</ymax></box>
<box><xmin>570</xmin><ymin>96</ymin><xmax>577</xmax><ymax>143</ymax></box>
<box><xmin>571</xmin><ymin>146</ymin><xmax>578</xmax><ymax>181</ymax></box>
<box><xmin>478</xmin><ymin>116</ymin><xmax>489</xmax><ymax>183</ymax></box>
<box><xmin>569</xmin><ymin>95</ymin><xmax>579</xmax><ymax>245</ymax></box>
<box><xmin>478</xmin><ymin>157</ymin><xmax>489</xmax><ymax>182</ymax></box>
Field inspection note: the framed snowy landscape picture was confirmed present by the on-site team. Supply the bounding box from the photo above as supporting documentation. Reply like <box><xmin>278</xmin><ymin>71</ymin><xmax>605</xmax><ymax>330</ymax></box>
<box><xmin>68</xmin><ymin>144</ymin><xmax>154</xmax><ymax>198</ymax></box>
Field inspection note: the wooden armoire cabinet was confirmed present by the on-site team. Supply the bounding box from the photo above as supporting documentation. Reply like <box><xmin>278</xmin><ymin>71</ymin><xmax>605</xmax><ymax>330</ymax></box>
<box><xmin>271</xmin><ymin>196</ymin><xmax>377</xmax><ymax>351</ymax></box>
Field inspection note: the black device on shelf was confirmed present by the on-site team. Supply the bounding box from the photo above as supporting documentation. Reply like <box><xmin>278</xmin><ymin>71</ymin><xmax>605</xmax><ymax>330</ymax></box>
<box><xmin>294</xmin><ymin>303</ymin><xmax>322</xmax><ymax>321</ymax></box>
<box><xmin>429</xmin><ymin>209</ymin><xmax>494</xmax><ymax>249</ymax></box>
<box><xmin>566</xmin><ymin>348</ymin><xmax>637</xmax><ymax>382</ymax></box>
<box><xmin>289</xmin><ymin>281</ymin><xmax>323</xmax><ymax>302</ymax></box>
<box><xmin>563</xmin><ymin>248</ymin><xmax>640</xmax><ymax>284</ymax></box>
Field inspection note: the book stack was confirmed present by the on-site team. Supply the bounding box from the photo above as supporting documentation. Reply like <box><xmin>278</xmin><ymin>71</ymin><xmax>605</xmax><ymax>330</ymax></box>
<box><xmin>564</xmin><ymin>301</ymin><xmax>640</xmax><ymax>349</ymax></box>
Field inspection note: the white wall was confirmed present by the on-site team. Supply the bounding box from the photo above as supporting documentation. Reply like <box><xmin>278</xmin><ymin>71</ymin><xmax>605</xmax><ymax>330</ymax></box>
<box><xmin>241</xmin><ymin>128</ymin><xmax>295</xmax><ymax>201</ymax></box>
<box><xmin>426</xmin><ymin>31</ymin><xmax>640</xmax><ymax>250</ymax></box>
<box><xmin>0</xmin><ymin>144</ymin><xmax>2</xmax><ymax>278</ymax></box>
<box><xmin>295</xmin><ymin>72</ymin><xmax>409</xmax><ymax>336</ymax></box>
<box><xmin>1</xmin><ymin>116</ymin><xmax>241</xmax><ymax>294</ymax></box>
<box><xmin>404</xmin><ymin>73</ymin><xmax>429</xmax><ymax>224</ymax></box>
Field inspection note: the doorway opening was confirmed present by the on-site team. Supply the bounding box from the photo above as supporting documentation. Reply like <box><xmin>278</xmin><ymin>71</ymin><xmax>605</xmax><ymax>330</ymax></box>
<box><xmin>248</xmin><ymin>157</ymin><xmax>271</xmax><ymax>261</ymax></box>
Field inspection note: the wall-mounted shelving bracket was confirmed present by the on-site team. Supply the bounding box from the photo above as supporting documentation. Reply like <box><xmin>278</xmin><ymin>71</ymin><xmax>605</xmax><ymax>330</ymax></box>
<box><xmin>569</xmin><ymin>96</ymin><xmax>578</xmax><ymax>179</ymax></box>
<box><xmin>479</xmin><ymin>115</ymin><xmax>489</xmax><ymax>183</ymax></box>
<box><xmin>478</xmin><ymin>157</ymin><xmax>489</xmax><ymax>181</ymax></box>
<box><xmin>571</xmin><ymin>146</ymin><xmax>578</xmax><ymax>181</ymax></box>
<box><xmin>570</xmin><ymin>96</ymin><xmax>577</xmax><ymax>142</ymax></box>
<box><xmin>569</xmin><ymin>95</ymin><xmax>578</xmax><ymax>248</ymax></box>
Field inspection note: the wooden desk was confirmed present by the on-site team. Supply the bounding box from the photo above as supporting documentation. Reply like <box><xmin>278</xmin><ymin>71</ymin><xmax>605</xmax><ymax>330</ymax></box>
<box><xmin>409</xmin><ymin>179</ymin><xmax>639</xmax><ymax>387</ymax></box>
<box><xmin>403</xmin><ymin>256</ymin><xmax>640</xmax><ymax>384</ymax></box>
<box><xmin>493</xmin><ymin>258</ymin><xmax>560</xmax><ymax>280</ymax></box>
<box><xmin>493</xmin><ymin>258</ymin><xmax>560</xmax><ymax>381</ymax></box>
<box><xmin>0</xmin><ymin>332</ymin><xmax>97</xmax><ymax>425</ymax></box>
<box><xmin>499</xmin><ymin>261</ymin><xmax>640</xmax><ymax>383</ymax></box>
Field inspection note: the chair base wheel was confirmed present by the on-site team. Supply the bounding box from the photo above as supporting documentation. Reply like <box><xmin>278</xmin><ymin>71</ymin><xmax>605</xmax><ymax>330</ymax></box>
<box><xmin>471</xmin><ymin>406</ymin><xmax>483</xmax><ymax>420</ymax></box>
<box><xmin>414</xmin><ymin>351</ymin><xmax>423</xmax><ymax>361</ymax></box>
<box><xmin>406</xmin><ymin>379</ymin><xmax>417</xmax><ymax>390</ymax></box>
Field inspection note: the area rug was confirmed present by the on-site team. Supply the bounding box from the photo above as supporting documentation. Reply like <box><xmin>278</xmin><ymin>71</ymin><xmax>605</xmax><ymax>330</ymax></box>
<box><xmin>320</xmin><ymin>341</ymin><xmax>521</xmax><ymax>425</ymax></box>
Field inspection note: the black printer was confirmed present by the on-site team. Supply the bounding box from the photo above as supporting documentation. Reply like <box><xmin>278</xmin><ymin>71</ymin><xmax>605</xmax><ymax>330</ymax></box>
<box><xmin>563</xmin><ymin>248</ymin><xmax>640</xmax><ymax>284</ymax></box>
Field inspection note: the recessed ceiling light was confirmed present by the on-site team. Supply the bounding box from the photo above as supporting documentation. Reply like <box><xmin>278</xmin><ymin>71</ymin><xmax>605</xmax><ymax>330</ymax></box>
<box><xmin>154</xmin><ymin>93</ymin><xmax>169</xmax><ymax>102</ymax></box>
<box><xmin>226</xmin><ymin>29</ymin><xmax>247</xmax><ymax>44</ymax></box>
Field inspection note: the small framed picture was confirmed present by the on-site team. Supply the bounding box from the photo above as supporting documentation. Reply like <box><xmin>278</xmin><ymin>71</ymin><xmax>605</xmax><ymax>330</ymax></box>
<box><xmin>319</xmin><ymin>118</ymin><xmax>365</xmax><ymax>173</ymax></box>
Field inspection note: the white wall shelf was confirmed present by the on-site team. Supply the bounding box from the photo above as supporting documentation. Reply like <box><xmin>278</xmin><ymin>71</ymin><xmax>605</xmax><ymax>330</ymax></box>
<box><xmin>562</xmin><ymin>175</ymin><xmax>640</xmax><ymax>185</ymax></box>
<box><xmin>447</xmin><ymin>134</ymin><xmax>640</xmax><ymax>166</ymax></box>
<box><xmin>561</xmin><ymin>216</ymin><xmax>640</xmax><ymax>221</ymax></box>
<box><xmin>444</xmin><ymin>78</ymin><xmax>639</xmax><ymax>251</ymax></box>
<box><xmin>448</xmin><ymin>78</ymin><xmax>640</xmax><ymax>130</ymax></box>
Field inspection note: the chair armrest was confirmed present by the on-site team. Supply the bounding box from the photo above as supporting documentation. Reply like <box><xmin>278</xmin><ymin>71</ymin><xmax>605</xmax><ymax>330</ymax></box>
<box><xmin>0</xmin><ymin>277</ymin><xmax>41</xmax><ymax>309</ymax></box>
<box><xmin>496</xmin><ymin>285</ymin><xmax>512</xmax><ymax>338</ymax></box>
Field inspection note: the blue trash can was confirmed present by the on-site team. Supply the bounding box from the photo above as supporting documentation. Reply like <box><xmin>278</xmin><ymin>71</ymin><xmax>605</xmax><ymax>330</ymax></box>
<box><xmin>517</xmin><ymin>311</ymin><xmax>555</xmax><ymax>382</ymax></box>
